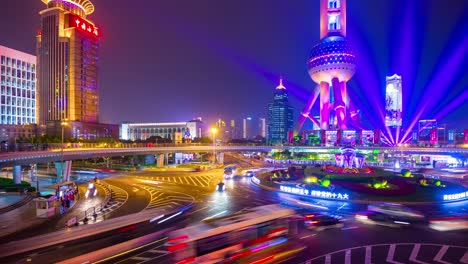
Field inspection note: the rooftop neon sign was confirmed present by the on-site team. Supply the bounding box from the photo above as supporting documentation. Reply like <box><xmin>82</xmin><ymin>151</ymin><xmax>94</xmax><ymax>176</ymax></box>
<box><xmin>69</xmin><ymin>14</ymin><xmax>99</xmax><ymax>38</ymax></box>
<box><xmin>280</xmin><ymin>185</ymin><xmax>349</xmax><ymax>200</ymax></box>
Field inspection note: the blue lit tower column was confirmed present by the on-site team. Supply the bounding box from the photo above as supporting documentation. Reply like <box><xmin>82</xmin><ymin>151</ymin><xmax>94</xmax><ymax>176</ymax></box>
<box><xmin>298</xmin><ymin>0</ymin><xmax>357</xmax><ymax>131</ymax></box>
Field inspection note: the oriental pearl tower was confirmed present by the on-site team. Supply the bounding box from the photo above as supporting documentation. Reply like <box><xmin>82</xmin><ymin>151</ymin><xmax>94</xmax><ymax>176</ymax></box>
<box><xmin>296</xmin><ymin>0</ymin><xmax>357</xmax><ymax>132</ymax></box>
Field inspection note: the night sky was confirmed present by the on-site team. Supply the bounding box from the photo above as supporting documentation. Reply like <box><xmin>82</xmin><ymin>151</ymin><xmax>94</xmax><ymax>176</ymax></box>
<box><xmin>0</xmin><ymin>0</ymin><xmax>466</xmax><ymax>129</ymax></box>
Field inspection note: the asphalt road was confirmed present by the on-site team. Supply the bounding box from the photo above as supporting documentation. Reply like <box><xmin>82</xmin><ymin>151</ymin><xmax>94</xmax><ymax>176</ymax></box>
<box><xmin>89</xmin><ymin>170</ymin><xmax>468</xmax><ymax>264</ymax></box>
<box><xmin>2</xmin><ymin>161</ymin><xmax>467</xmax><ymax>263</ymax></box>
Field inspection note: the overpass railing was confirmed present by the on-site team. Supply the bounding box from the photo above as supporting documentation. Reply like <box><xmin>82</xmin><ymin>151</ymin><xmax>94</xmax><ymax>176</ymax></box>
<box><xmin>2</xmin><ymin>142</ymin><xmax>468</xmax><ymax>153</ymax></box>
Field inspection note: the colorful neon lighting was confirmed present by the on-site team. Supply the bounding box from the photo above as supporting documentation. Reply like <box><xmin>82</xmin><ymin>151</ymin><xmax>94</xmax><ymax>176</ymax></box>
<box><xmin>279</xmin><ymin>185</ymin><xmax>349</xmax><ymax>200</ymax></box>
<box><xmin>443</xmin><ymin>191</ymin><xmax>468</xmax><ymax>201</ymax></box>
<box><xmin>70</xmin><ymin>14</ymin><xmax>99</xmax><ymax>38</ymax></box>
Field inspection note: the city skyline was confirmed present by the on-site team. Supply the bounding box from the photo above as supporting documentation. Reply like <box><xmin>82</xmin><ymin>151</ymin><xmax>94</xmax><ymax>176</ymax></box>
<box><xmin>0</xmin><ymin>0</ymin><xmax>466</xmax><ymax>129</ymax></box>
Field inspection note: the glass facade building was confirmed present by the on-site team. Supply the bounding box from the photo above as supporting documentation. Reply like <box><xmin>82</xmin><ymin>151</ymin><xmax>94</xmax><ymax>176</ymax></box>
<box><xmin>268</xmin><ymin>79</ymin><xmax>294</xmax><ymax>144</ymax></box>
<box><xmin>0</xmin><ymin>45</ymin><xmax>37</xmax><ymax>125</ymax></box>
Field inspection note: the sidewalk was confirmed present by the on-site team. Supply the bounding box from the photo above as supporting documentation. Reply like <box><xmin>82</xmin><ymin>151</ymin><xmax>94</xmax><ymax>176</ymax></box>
<box><xmin>0</xmin><ymin>179</ymin><xmax>108</xmax><ymax>243</ymax></box>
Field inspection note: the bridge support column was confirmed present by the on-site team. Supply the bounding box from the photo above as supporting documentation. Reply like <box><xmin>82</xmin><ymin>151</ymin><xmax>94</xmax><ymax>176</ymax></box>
<box><xmin>145</xmin><ymin>154</ymin><xmax>155</xmax><ymax>165</ymax></box>
<box><xmin>157</xmin><ymin>154</ymin><xmax>165</xmax><ymax>168</ymax></box>
<box><xmin>54</xmin><ymin>161</ymin><xmax>72</xmax><ymax>183</ymax></box>
<box><xmin>216</xmin><ymin>153</ymin><xmax>224</xmax><ymax>165</ymax></box>
<box><xmin>13</xmin><ymin>165</ymin><xmax>22</xmax><ymax>184</ymax></box>
<box><xmin>174</xmin><ymin>153</ymin><xmax>183</xmax><ymax>165</ymax></box>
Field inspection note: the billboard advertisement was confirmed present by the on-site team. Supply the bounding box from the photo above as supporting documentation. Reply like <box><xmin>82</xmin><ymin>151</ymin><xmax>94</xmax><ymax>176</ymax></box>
<box><xmin>430</xmin><ymin>129</ymin><xmax>438</xmax><ymax>144</ymax></box>
<box><xmin>362</xmin><ymin>130</ymin><xmax>374</xmax><ymax>146</ymax></box>
<box><xmin>385</xmin><ymin>74</ymin><xmax>403</xmax><ymax>127</ymax></box>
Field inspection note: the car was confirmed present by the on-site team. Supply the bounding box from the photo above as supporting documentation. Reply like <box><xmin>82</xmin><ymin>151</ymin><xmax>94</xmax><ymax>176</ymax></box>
<box><xmin>367</xmin><ymin>203</ymin><xmax>425</xmax><ymax>219</ymax></box>
<box><xmin>355</xmin><ymin>210</ymin><xmax>415</xmax><ymax>228</ymax></box>
<box><xmin>85</xmin><ymin>183</ymin><xmax>98</xmax><ymax>198</ymax></box>
<box><xmin>241</xmin><ymin>170</ymin><xmax>255</xmax><ymax>177</ymax></box>
<box><xmin>429</xmin><ymin>216</ymin><xmax>468</xmax><ymax>231</ymax></box>
<box><xmin>217</xmin><ymin>182</ymin><xmax>226</xmax><ymax>191</ymax></box>
<box><xmin>303</xmin><ymin>213</ymin><xmax>344</xmax><ymax>231</ymax></box>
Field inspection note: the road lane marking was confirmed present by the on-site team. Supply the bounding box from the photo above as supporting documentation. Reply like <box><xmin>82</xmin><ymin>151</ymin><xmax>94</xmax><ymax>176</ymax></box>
<box><xmin>434</xmin><ymin>245</ymin><xmax>450</xmax><ymax>264</ymax></box>
<box><xmin>365</xmin><ymin>246</ymin><xmax>372</xmax><ymax>264</ymax></box>
<box><xmin>341</xmin><ymin>226</ymin><xmax>358</xmax><ymax>230</ymax></box>
<box><xmin>300</xmin><ymin>234</ymin><xmax>316</xmax><ymax>239</ymax></box>
<box><xmin>409</xmin><ymin>244</ymin><xmax>429</xmax><ymax>264</ymax></box>
<box><xmin>131</xmin><ymin>256</ymin><xmax>151</xmax><ymax>260</ymax></box>
<box><xmin>148</xmin><ymin>249</ymin><xmax>169</xmax><ymax>254</ymax></box>
<box><xmin>344</xmin><ymin>249</ymin><xmax>351</xmax><ymax>264</ymax></box>
<box><xmin>461</xmin><ymin>250</ymin><xmax>468</xmax><ymax>264</ymax></box>
<box><xmin>324</xmin><ymin>254</ymin><xmax>331</xmax><ymax>264</ymax></box>
<box><xmin>188</xmin><ymin>206</ymin><xmax>208</xmax><ymax>215</ymax></box>
<box><xmin>387</xmin><ymin>244</ymin><xmax>405</xmax><ymax>264</ymax></box>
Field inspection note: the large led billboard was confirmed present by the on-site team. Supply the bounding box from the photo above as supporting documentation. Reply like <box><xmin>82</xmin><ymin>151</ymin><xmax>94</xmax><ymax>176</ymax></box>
<box><xmin>385</xmin><ymin>74</ymin><xmax>402</xmax><ymax>127</ymax></box>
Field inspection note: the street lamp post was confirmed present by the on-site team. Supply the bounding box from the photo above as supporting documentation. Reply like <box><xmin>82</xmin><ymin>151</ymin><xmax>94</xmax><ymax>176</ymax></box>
<box><xmin>211</xmin><ymin>127</ymin><xmax>218</xmax><ymax>164</ymax></box>
<box><xmin>60</xmin><ymin>119</ymin><xmax>68</xmax><ymax>182</ymax></box>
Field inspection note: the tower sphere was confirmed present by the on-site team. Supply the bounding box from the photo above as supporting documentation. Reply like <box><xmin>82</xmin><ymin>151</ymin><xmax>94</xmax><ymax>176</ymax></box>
<box><xmin>306</xmin><ymin>35</ymin><xmax>357</xmax><ymax>84</ymax></box>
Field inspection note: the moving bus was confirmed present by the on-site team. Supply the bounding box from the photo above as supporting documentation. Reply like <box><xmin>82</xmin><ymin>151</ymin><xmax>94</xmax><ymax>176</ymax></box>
<box><xmin>223</xmin><ymin>165</ymin><xmax>237</xmax><ymax>179</ymax></box>
<box><xmin>165</xmin><ymin>204</ymin><xmax>296</xmax><ymax>264</ymax></box>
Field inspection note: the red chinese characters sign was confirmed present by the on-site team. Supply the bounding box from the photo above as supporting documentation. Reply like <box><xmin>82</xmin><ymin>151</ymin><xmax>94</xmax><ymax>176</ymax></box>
<box><xmin>69</xmin><ymin>14</ymin><xmax>99</xmax><ymax>38</ymax></box>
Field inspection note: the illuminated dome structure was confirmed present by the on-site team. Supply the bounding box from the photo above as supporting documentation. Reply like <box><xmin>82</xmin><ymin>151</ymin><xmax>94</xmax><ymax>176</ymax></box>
<box><xmin>307</xmin><ymin>36</ymin><xmax>357</xmax><ymax>84</ymax></box>
<box><xmin>295</xmin><ymin>0</ymin><xmax>358</xmax><ymax>133</ymax></box>
<box><xmin>41</xmin><ymin>0</ymin><xmax>95</xmax><ymax>16</ymax></box>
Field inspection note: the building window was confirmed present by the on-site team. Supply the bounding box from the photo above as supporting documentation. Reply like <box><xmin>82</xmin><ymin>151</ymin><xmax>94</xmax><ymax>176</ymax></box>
<box><xmin>328</xmin><ymin>14</ymin><xmax>340</xmax><ymax>30</ymax></box>
<box><xmin>0</xmin><ymin>56</ymin><xmax>5</xmax><ymax>65</ymax></box>
<box><xmin>328</xmin><ymin>0</ymin><xmax>340</xmax><ymax>8</ymax></box>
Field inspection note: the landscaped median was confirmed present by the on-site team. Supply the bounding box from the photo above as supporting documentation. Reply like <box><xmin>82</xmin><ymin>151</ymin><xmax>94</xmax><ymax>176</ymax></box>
<box><xmin>251</xmin><ymin>166</ymin><xmax>468</xmax><ymax>205</ymax></box>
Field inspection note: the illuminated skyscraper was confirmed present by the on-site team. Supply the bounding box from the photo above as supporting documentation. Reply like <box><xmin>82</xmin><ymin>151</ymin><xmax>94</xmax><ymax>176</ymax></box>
<box><xmin>259</xmin><ymin>118</ymin><xmax>266</xmax><ymax>138</ymax></box>
<box><xmin>37</xmin><ymin>0</ymin><xmax>100</xmax><ymax>125</ymax></box>
<box><xmin>268</xmin><ymin>78</ymin><xmax>294</xmax><ymax>144</ymax></box>
<box><xmin>385</xmin><ymin>74</ymin><xmax>402</xmax><ymax>127</ymax></box>
<box><xmin>0</xmin><ymin>45</ymin><xmax>37</xmax><ymax>125</ymax></box>
<box><xmin>296</xmin><ymin>0</ymin><xmax>357</xmax><ymax>132</ymax></box>
<box><xmin>242</xmin><ymin>117</ymin><xmax>253</xmax><ymax>139</ymax></box>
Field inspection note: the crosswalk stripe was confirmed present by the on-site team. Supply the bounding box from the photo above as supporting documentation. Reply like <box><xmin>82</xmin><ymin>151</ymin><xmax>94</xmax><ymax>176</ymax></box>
<box><xmin>194</xmin><ymin>176</ymin><xmax>204</xmax><ymax>186</ymax></box>
<box><xmin>188</xmin><ymin>176</ymin><xmax>197</xmax><ymax>185</ymax></box>
<box><xmin>410</xmin><ymin>244</ymin><xmax>429</xmax><ymax>264</ymax></box>
<box><xmin>183</xmin><ymin>177</ymin><xmax>190</xmax><ymax>185</ymax></box>
<box><xmin>365</xmin><ymin>246</ymin><xmax>372</xmax><ymax>264</ymax></box>
<box><xmin>387</xmin><ymin>244</ymin><xmax>405</xmax><ymax>264</ymax></box>
<box><xmin>434</xmin><ymin>245</ymin><xmax>450</xmax><ymax>264</ymax></box>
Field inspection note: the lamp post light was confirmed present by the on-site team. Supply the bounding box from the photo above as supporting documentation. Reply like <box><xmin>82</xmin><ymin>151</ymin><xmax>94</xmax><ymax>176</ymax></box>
<box><xmin>60</xmin><ymin>119</ymin><xmax>68</xmax><ymax>183</ymax></box>
<box><xmin>211</xmin><ymin>127</ymin><xmax>218</xmax><ymax>164</ymax></box>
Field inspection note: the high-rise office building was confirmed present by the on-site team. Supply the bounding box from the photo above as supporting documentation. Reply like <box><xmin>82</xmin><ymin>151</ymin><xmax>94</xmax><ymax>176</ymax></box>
<box><xmin>259</xmin><ymin>117</ymin><xmax>266</xmax><ymax>138</ymax></box>
<box><xmin>268</xmin><ymin>78</ymin><xmax>294</xmax><ymax>144</ymax></box>
<box><xmin>37</xmin><ymin>0</ymin><xmax>100</xmax><ymax>125</ymax></box>
<box><xmin>385</xmin><ymin>74</ymin><xmax>403</xmax><ymax>127</ymax></box>
<box><xmin>242</xmin><ymin>117</ymin><xmax>254</xmax><ymax>139</ymax></box>
<box><xmin>230</xmin><ymin>119</ymin><xmax>239</xmax><ymax>139</ymax></box>
<box><xmin>0</xmin><ymin>45</ymin><xmax>37</xmax><ymax>126</ymax></box>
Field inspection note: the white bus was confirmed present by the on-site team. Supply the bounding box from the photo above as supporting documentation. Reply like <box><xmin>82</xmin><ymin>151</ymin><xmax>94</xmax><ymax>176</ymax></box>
<box><xmin>165</xmin><ymin>204</ymin><xmax>296</xmax><ymax>264</ymax></box>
